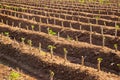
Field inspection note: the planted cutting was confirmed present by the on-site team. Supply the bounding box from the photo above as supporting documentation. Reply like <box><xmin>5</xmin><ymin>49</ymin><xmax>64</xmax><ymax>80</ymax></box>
<box><xmin>27</xmin><ymin>39</ymin><xmax>32</xmax><ymax>50</ymax></box>
<box><xmin>48</xmin><ymin>45</ymin><xmax>56</xmax><ymax>59</ymax></box>
<box><xmin>97</xmin><ymin>57</ymin><xmax>103</xmax><ymax>71</ymax></box>
<box><xmin>47</xmin><ymin>28</ymin><xmax>56</xmax><ymax>35</ymax></box>
<box><xmin>49</xmin><ymin>70</ymin><xmax>54</xmax><ymax>80</ymax></box>
<box><xmin>8</xmin><ymin>71</ymin><xmax>20</xmax><ymax>80</ymax></box>
<box><xmin>63</xmin><ymin>48</ymin><xmax>68</xmax><ymax>63</ymax></box>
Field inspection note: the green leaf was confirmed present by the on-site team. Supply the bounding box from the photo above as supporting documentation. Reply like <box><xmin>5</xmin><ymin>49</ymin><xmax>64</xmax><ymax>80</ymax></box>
<box><xmin>27</xmin><ymin>40</ymin><xmax>32</xmax><ymax>46</ymax></box>
<box><xmin>31</xmin><ymin>25</ymin><xmax>35</xmax><ymax>29</ymax></box>
<box><xmin>9</xmin><ymin>71</ymin><xmax>20</xmax><ymax>80</ymax></box>
<box><xmin>115</xmin><ymin>25</ymin><xmax>120</xmax><ymax>29</ymax></box>
<box><xmin>4</xmin><ymin>32</ymin><xmax>9</xmax><ymax>36</ymax></box>
<box><xmin>48</xmin><ymin>45</ymin><xmax>56</xmax><ymax>50</ymax></box>
<box><xmin>49</xmin><ymin>70</ymin><xmax>54</xmax><ymax>76</ymax></box>
<box><xmin>21</xmin><ymin>37</ymin><xmax>25</xmax><ymax>41</ymax></box>
<box><xmin>114</xmin><ymin>44</ymin><xmax>118</xmax><ymax>48</ymax></box>
<box><xmin>97</xmin><ymin>57</ymin><xmax>103</xmax><ymax>62</ymax></box>
<box><xmin>48</xmin><ymin>28</ymin><xmax>56</xmax><ymax>35</ymax></box>
<box><xmin>117</xmin><ymin>64</ymin><xmax>120</xmax><ymax>67</ymax></box>
<box><xmin>63</xmin><ymin>48</ymin><xmax>68</xmax><ymax>54</ymax></box>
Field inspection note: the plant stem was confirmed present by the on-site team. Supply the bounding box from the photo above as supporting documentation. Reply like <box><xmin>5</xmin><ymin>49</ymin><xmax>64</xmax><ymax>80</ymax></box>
<box><xmin>97</xmin><ymin>61</ymin><xmax>101</xmax><ymax>71</ymax></box>
<box><xmin>81</xmin><ymin>56</ymin><xmax>84</xmax><ymax>66</ymax></box>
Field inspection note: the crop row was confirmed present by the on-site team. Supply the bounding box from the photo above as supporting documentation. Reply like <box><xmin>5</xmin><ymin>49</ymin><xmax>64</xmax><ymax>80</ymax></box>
<box><xmin>1</xmin><ymin>8</ymin><xmax>120</xmax><ymax>37</ymax></box>
<box><xmin>1</xmin><ymin>1</ymin><xmax>120</xmax><ymax>17</ymax></box>
<box><xmin>1</xmin><ymin>26</ymin><xmax>120</xmax><ymax>80</ymax></box>
<box><xmin>0</xmin><ymin>22</ymin><xmax>120</xmax><ymax>74</ymax></box>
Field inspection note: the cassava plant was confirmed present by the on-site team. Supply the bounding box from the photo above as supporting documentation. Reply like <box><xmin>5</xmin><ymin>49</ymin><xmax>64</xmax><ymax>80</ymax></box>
<box><xmin>117</xmin><ymin>64</ymin><xmax>120</xmax><ymax>70</ymax></box>
<box><xmin>104</xmin><ymin>21</ymin><xmax>106</xmax><ymax>26</ymax></box>
<box><xmin>62</xmin><ymin>21</ymin><xmax>64</xmax><ymax>27</ymax></box>
<box><xmin>100</xmin><ymin>26</ymin><xmax>104</xmax><ymax>35</ymax></box>
<box><xmin>79</xmin><ymin>25</ymin><xmax>82</xmax><ymax>30</ymax></box>
<box><xmin>57</xmin><ymin>32</ymin><xmax>60</xmax><ymax>39</ymax></box>
<box><xmin>6</xmin><ymin>20</ymin><xmax>8</xmax><ymax>25</ymax></box>
<box><xmin>49</xmin><ymin>70</ymin><xmax>54</xmax><ymax>80</ymax></box>
<box><xmin>115</xmin><ymin>24</ymin><xmax>119</xmax><ymax>37</ymax></box>
<box><xmin>12</xmin><ymin>22</ymin><xmax>14</xmax><ymax>27</ymax></box>
<box><xmin>14</xmin><ymin>13</ymin><xmax>16</xmax><ymax>17</ymax></box>
<box><xmin>27</xmin><ymin>39</ymin><xmax>32</xmax><ymax>50</ymax></box>
<box><xmin>90</xmin><ymin>32</ymin><xmax>92</xmax><ymax>45</ymax></box>
<box><xmin>21</xmin><ymin>37</ymin><xmax>25</xmax><ymax>44</ymax></box>
<box><xmin>48</xmin><ymin>45</ymin><xmax>56</xmax><ymax>59</ymax></box>
<box><xmin>102</xmin><ymin>35</ymin><xmax>105</xmax><ymax>47</ymax></box>
<box><xmin>97</xmin><ymin>57</ymin><xmax>103</xmax><ymax>71</ymax></box>
<box><xmin>39</xmin><ymin>25</ymin><xmax>41</xmax><ymax>32</ymax></box>
<box><xmin>13</xmin><ymin>37</ymin><xmax>16</xmax><ymax>45</ymax></box>
<box><xmin>47</xmin><ymin>28</ymin><xmax>56</xmax><ymax>35</ymax></box>
<box><xmin>26</xmin><ymin>26</ymin><xmax>29</xmax><ymax>30</ymax></box>
<box><xmin>32</xmin><ymin>17</ymin><xmax>35</xmax><ymax>21</ymax></box>
<box><xmin>75</xmin><ymin>36</ymin><xmax>78</xmax><ymax>42</ymax></box>
<box><xmin>95</xmin><ymin>15</ymin><xmax>100</xmax><ymax>25</ymax></box>
<box><xmin>81</xmin><ymin>56</ymin><xmax>85</xmax><ymax>66</ymax></box>
<box><xmin>0</xmin><ymin>32</ymin><xmax>3</xmax><ymax>38</ymax></box>
<box><xmin>8</xmin><ymin>71</ymin><xmax>20</xmax><ymax>80</ymax></box>
<box><xmin>27</xmin><ymin>16</ymin><xmax>29</xmax><ymax>20</ymax></box>
<box><xmin>4</xmin><ymin>32</ymin><xmax>9</xmax><ymax>37</ymax></box>
<box><xmin>1</xmin><ymin>19</ymin><xmax>3</xmax><ymax>23</ymax></box>
<box><xmin>70</xmin><ymin>22</ymin><xmax>72</xmax><ymax>29</ymax></box>
<box><xmin>114</xmin><ymin>44</ymin><xmax>118</xmax><ymax>52</ymax></box>
<box><xmin>53</xmin><ymin>18</ymin><xmax>56</xmax><ymax>25</ymax></box>
<box><xmin>67</xmin><ymin>35</ymin><xmax>73</xmax><ymax>41</ymax></box>
<box><xmin>117</xmin><ymin>64</ymin><xmax>120</xmax><ymax>68</ymax></box>
<box><xmin>19</xmin><ymin>23</ymin><xmax>21</xmax><ymax>28</ymax></box>
<box><xmin>117</xmin><ymin>64</ymin><xmax>120</xmax><ymax>75</ymax></box>
<box><xmin>63</xmin><ymin>48</ymin><xmax>68</xmax><ymax>63</ymax></box>
<box><xmin>47</xmin><ymin>18</ymin><xmax>49</xmax><ymax>24</ymax></box>
<box><xmin>39</xmin><ymin>18</ymin><xmax>42</xmax><ymax>23</ymax></box>
<box><xmin>18</xmin><ymin>14</ymin><xmax>20</xmax><ymax>18</ymax></box>
<box><xmin>90</xmin><ymin>24</ymin><xmax>92</xmax><ymax>32</ymax></box>
<box><xmin>0</xmin><ymin>4</ymin><xmax>2</xmax><ymax>8</ymax></box>
<box><xmin>38</xmin><ymin>43</ymin><xmax>41</xmax><ymax>53</ymax></box>
<box><xmin>22</xmin><ymin>15</ymin><xmax>24</xmax><ymax>18</ymax></box>
<box><xmin>31</xmin><ymin>25</ymin><xmax>35</xmax><ymax>31</ymax></box>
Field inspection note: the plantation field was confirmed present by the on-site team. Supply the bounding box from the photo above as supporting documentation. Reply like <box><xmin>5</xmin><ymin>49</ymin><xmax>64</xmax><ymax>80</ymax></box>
<box><xmin>0</xmin><ymin>0</ymin><xmax>120</xmax><ymax>80</ymax></box>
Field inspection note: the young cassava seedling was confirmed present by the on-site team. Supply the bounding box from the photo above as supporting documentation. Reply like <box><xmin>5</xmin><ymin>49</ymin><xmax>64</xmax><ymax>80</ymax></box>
<box><xmin>117</xmin><ymin>64</ymin><xmax>120</xmax><ymax>67</ymax></box>
<box><xmin>47</xmin><ymin>28</ymin><xmax>56</xmax><ymax>35</ymax></box>
<box><xmin>67</xmin><ymin>35</ymin><xmax>73</xmax><ymax>41</ymax></box>
<box><xmin>63</xmin><ymin>48</ymin><xmax>68</xmax><ymax>63</ymax></box>
<box><xmin>48</xmin><ymin>45</ymin><xmax>56</xmax><ymax>59</ymax></box>
<box><xmin>90</xmin><ymin>32</ymin><xmax>92</xmax><ymax>45</ymax></box>
<box><xmin>38</xmin><ymin>43</ymin><xmax>41</xmax><ymax>53</ymax></box>
<box><xmin>97</xmin><ymin>57</ymin><xmax>103</xmax><ymax>71</ymax></box>
<box><xmin>95</xmin><ymin>15</ymin><xmax>100</xmax><ymax>25</ymax></box>
<box><xmin>21</xmin><ymin>37</ymin><xmax>25</xmax><ymax>44</ymax></box>
<box><xmin>4</xmin><ymin>32</ymin><xmax>9</xmax><ymax>37</ymax></box>
<box><xmin>102</xmin><ymin>35</ymin><xmax>105</xmax><ymax>47</ymax></box>
<box><xmin>117</xmin><ymin>64</ymin><xmax>120</xmax><ymax>75</ymax></box>
<box><xmin>115</xmin><ymin>24</ymin><xmax>119</xmax><ymax>37</ymax></box>
<box><xmin>49</xmin><ymin>70</ymin><xmax>54</xmax><ymax>80</ymax></box>
<box><xmin>81</xmin><ymin>56</ymin><xmax>85</xmax><ymax>66</ymax></box>
<box><xmin>8</xmin><ymin>71</ymin><xmax>20</xmax><ymax>80</ymax></box>
<box><xmin>27</xmin><ymin>39</ymin><xmax>32</xmax><ymax>50</ymax></box>
<box><xmin>31</xmin><ymin>25</ymin><xmax>35</xmax><ymax>31</ymax></box>
<box><xmin>114</xmin><ymin>44</ymin><xmax>118</xmax><ymax>52</ymax></box>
